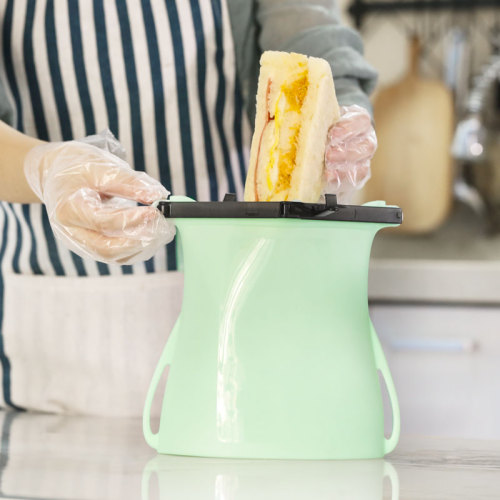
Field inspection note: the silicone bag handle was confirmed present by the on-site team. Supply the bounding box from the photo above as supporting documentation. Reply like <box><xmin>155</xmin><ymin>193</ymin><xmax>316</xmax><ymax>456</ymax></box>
<box><xmin>142</xmin><ymin>321</ymin><xmax>180</xmax><ymax>450</ymax></box>
<box><xmin>370</xmin><ymin>322</ymin><xmax>401</xmax><ymax>455</ymax></box>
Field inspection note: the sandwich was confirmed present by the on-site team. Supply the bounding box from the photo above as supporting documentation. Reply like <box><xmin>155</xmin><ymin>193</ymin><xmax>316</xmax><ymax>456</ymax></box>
<box><xmin>244</xmin><ymin>51</ymin><xmax>340</xmax><ymax>203</ymax></box>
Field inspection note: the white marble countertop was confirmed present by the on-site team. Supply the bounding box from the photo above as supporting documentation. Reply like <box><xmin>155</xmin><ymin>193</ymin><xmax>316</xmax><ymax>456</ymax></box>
<box><xmin>0</xmin><ymin>410</ymin><xmax>498</xmax><ymax>500</ymax></box>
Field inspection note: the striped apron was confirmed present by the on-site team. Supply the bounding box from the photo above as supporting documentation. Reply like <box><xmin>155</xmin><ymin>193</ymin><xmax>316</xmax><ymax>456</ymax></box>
<box><xmin>0</xmin><ymin>0</ymin><xmax>251</xmax><ymax>415</ymax></box>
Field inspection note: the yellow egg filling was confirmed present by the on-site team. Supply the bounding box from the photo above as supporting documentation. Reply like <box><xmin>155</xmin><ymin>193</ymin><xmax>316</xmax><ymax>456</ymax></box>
<box><xmin>282</xmin><ymin>73</ymin><xmax>308</xmax><ymax>113</ymax></box>
<box><xmin>265</xmin><ymin>70</ymin><xmax>309</xmax><ymax>200</ymax></box>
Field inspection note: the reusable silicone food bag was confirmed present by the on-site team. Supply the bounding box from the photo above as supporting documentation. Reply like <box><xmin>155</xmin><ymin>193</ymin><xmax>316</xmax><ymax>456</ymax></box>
<box><xmin>143</xmin><ymin>195</ymin><xmax>401</xmax><ymax>459</ymax></box>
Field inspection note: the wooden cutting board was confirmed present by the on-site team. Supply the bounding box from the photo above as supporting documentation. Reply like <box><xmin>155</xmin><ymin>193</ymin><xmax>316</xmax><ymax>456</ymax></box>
<box><xmin>364</xmin><ymin>37</ymin><xmax>454</xmax><ymax>233</ymax></box>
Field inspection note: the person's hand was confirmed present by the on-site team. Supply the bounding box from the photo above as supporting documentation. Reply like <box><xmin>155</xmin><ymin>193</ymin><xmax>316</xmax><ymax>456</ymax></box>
<box><xmin>24</xmin><ymin>134</ymin><xmax>175</xmax><ymax>265</ymax></box>
<box><xmin>324</xmin><ymin>105</ymin><xmax>377</xmax><ymax>199</ymax></box>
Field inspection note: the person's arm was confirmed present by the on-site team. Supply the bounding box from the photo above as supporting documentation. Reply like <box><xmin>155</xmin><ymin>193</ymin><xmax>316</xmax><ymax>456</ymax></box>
<box><xmin>0</xmin><ymin>120</ymin><xmax>44</xmax><ymax>203</ymax></box>
<box><xmin>256</xmin><ymin>0</ymin><xmax>377</xmax><ymax>113</ymax></box>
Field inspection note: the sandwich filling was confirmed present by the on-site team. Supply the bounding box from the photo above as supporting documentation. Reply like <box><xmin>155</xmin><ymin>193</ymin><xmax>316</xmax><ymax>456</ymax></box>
<box><xmin>254</xmin><ymin>66</ymin><xmax>309</xmax><ymax>201</ymax></box>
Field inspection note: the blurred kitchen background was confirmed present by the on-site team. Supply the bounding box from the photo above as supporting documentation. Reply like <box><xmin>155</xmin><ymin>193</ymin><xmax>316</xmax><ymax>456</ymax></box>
<box><xmin>339</xmin><ymin>0</ymin><xmax>500</xmax><ymax>440</ymax></box>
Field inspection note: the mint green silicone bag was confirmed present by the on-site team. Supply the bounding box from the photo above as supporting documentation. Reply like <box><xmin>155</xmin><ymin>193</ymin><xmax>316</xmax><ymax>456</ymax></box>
<box><xmin>143</xmin><ymin>196</ymin><xmax>401</xmax><ymax>460</ymax></box>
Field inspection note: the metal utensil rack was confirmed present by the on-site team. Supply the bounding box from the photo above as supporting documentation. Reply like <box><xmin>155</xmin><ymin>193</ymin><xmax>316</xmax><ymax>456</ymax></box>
<box><xmin>348</xmin><ymin>0</ymin><xmax>500</xmax><ymax>83</ymax></box>
<box><xmin>349</xmin><ymin>1</ymin><xmax>500</xmax><ymax>30</ymax></box>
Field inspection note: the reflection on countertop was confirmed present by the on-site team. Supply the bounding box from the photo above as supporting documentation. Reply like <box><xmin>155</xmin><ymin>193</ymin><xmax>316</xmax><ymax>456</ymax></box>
<box><xmin>142</xmin><ymin>455</ymin><xmax>397</xmax><ymax>499</ymax></box>
<box><xmin>0</xmin><ymin>410</ymin><xmax>498</xmax><ymax>500</ymax></box>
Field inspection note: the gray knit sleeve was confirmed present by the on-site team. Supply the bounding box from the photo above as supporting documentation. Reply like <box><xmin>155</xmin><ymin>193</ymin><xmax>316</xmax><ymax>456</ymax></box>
<box><xmin>0</xmin><ymin>77</ymin><xmax>14</xmax><ymax>125</ymax></box>
<box><xmin>256</xmin><ymin>0</ymin><xmax>377</xmax><ymax>114</ymax></box>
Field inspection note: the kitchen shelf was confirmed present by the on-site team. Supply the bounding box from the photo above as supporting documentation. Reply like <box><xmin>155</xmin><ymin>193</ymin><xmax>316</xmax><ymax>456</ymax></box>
<box><xmin>370</xmin><ymin>201</ymin><xmax>500</xmax><ymax>260</ymax></box>
<box><xmin>368</xmin><ymin>200</ymin><xmax>500</xmax><ymax>304</ymax></box>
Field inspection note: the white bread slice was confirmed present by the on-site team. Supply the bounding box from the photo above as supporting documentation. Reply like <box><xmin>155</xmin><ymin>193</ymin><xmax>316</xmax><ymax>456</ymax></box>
<box><xmin>244</xmin><ymin>51</ymin><xmax>340</xmax><ymax>202</ymax></box>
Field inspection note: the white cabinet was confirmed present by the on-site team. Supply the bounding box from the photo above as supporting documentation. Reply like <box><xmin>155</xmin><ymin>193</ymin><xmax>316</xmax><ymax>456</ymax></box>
<box><xmin>368</xmin><ymin>259</ymin><xmax>500</xmax><ymax>440</ymax></box>
<box><xmin>370</xmin><ymin>304</ymin><xmax>500</xmax><ymax>440</ymax></box>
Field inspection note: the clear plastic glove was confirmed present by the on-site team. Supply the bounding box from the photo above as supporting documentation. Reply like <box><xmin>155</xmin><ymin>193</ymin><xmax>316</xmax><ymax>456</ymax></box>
<box><xmin>24</xmin><ymin>130</ymin><xmax>175</xmax><ymax>265</ymax></box>
<box><xmin>324</xmin><ymin>105</ymin><xmax>377</xmax><ymax>200</ymax></box>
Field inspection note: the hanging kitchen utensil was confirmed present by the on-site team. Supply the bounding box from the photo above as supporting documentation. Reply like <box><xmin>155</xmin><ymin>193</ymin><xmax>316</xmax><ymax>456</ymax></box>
<box><xmin>365</xmin><ymin>36</ymin><xmax>454</xmax><ymax>233</ymax></box>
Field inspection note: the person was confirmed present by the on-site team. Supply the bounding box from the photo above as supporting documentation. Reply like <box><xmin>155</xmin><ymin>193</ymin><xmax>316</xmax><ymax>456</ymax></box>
<box><xmin>0</xmin><ymin>0</ymin><xmax>377</xmax><ymax>416</ymax></box>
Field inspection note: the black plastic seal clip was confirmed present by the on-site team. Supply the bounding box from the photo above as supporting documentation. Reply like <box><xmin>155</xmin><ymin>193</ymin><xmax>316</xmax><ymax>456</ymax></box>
<box><xmin>156</xmin><ymin>194</ymin><xmax>402</xmax><ymax>224</ymax></box>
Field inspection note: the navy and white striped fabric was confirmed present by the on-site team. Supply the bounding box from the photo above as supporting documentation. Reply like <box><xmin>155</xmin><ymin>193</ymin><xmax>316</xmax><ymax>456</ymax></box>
<box><xmin>0</xmin><ymin>0</ymin><xmax>251</xmax><ymax>409</ymax></box>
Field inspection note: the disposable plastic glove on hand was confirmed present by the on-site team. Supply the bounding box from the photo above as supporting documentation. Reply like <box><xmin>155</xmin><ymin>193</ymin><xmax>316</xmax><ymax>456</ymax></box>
<box><xmin>24</xmin><ymin>134</ymin><xmax>175</xmax><ymax>265</ymax></box>
<box><xmin>324</xmin><ymin>105</ymin><xmax>377</xmax><ymax>201</ymax></box>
